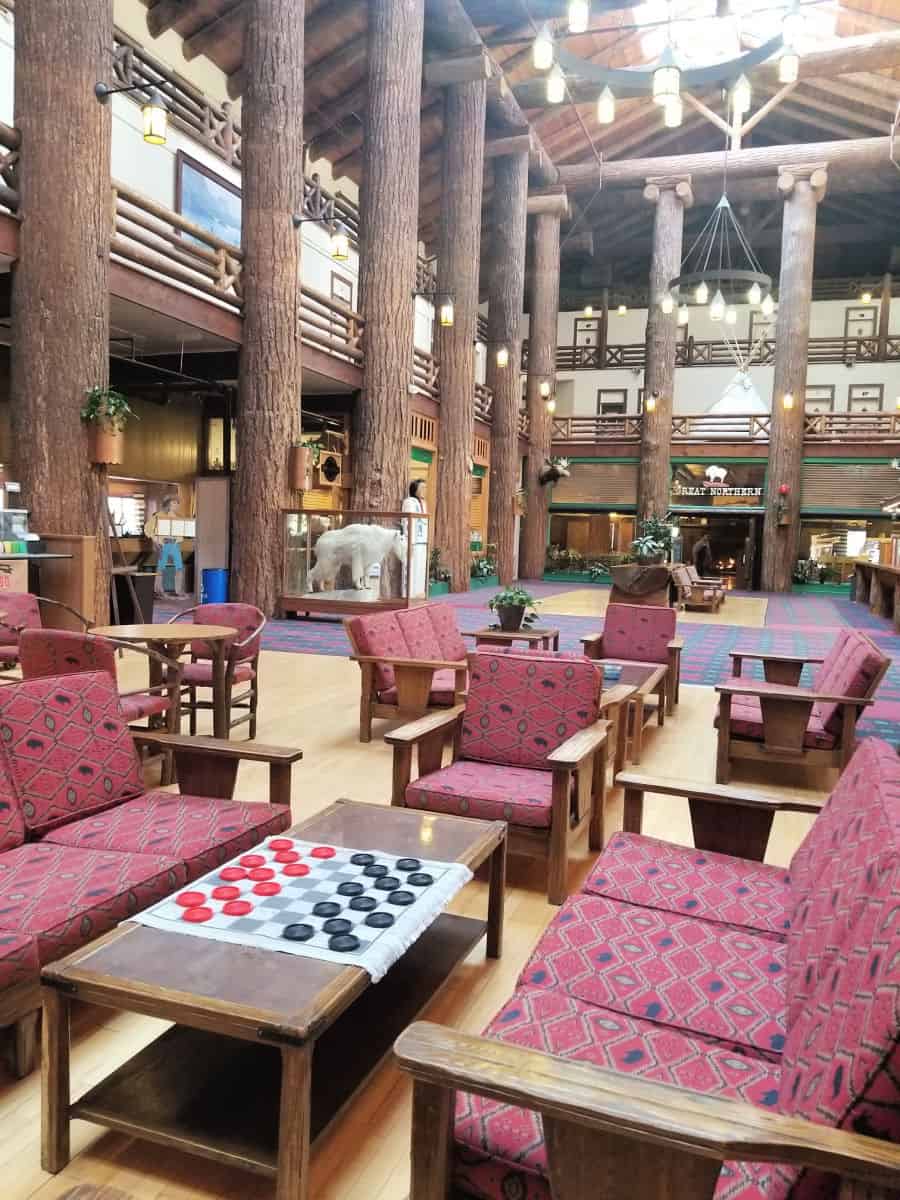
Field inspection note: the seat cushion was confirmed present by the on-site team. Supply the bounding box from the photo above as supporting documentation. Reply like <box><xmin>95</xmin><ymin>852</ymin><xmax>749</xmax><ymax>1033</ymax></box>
<box><xmin>460</xmin><ymin>652</ymin><xmax>600</xmax><ymax>770</ymax></box>
<box><xmin>601</xmin><ymin>603</ymin><xmax>676</xmax><ymax>665</ymax></box>
<box><xmin>583</xmin><ymin>832</ymin><xmax>791</xmax><ymax>939</ymax></box>
<box><xmin>814</xmin><ymin>630</ymin><xmax>886</xmax><ymax>735</ymax></box>
<box><xmin>717</xmin><ymin>685</ymin><xmax>836</xmax><ymax>750</ymax></box>
<box><xmin>0</xmin><ymin>842</ymin><xmax>186</xmax><ymax>965</ymax></box>
<box><xmin>44</xmin><ymin>791</ymin><xmax>291</xmax><ymax>879</ymax></box>
<box><xmin>186</xmin><ymin>603</ymin><xmax>262</xmax><ymax>662</ymax></box>
<box><xmin>119</xmin><ymin>694</ymin><xmax>171</xmax><ymax>723</ymax></box>
<box><xmin>0</xmin><ymin>672</ymin><xmax>144</xmax><ymax>837</ymax></box>
<box><xmin>395</xmin><ymin>606</ymin><xmax>444</xmax><ymax>662</ymax></box>
<box><xmin>379</xmin><ymin>667</ymin><xmax>459</xmax><ymax>707</ymax></box>
<box><xmin>345</xmin><ymin>611</ymin><xmax>411</xmax><ymax>692</ymax></box>
<box><xmin>0</xmin><ymin>645</ymin><xmax>20</xmax><ymax>663</ymax></box>
<box><xmin>453</xmin><ymin>986</ymin><xmax>781</xmax><ymax>1200</ymax></box>
<box><xmin>0</xmin><ymin>930</ymin><xmax>39</xmax><ymax>992</ymax></box>
<box><xmin>182</xmin><ymin>660</ymin><xmax>256</xmax><ymax>686</ymax></box>
<box><xmin>406</xmin><ymin>760</ymin><xmax>554</xmax><ymax>828</ymax></box>
<box><xmin>517</xmin><ymin>893</ymin><xmax>787</xmax><ymax>1061</ymax></box>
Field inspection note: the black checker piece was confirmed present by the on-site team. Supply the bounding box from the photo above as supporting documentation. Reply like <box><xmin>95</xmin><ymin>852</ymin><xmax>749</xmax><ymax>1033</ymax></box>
<box><xmin>350</xmin><ymin>853</ymin><xmax>375</xmax><ymax>867</ymax></box>
<box><xmin>349</xmin><ymin>895</ymin><xmax>378</xmax><ymax>912</ymax></box>
<box><xmin>365</xmin><ymin>911</ymin><xmax>395</xmax><ymax>928</ymax></box>
<box><xmin>337</xmin><ymin>881</ymin><xmax>365</xmax><ymax>897</ymax></box>
<box><xmin>374</xmin><ymin>875</ymin><xmax>401</xmax><ymax>891</ymax></box>
<box><xmin>363</xmin><ymin>863</ymin><xmax>389</xmax><ymax>878</ymax></box>
<box><xmin>323</xmin><ymin>918</ymin><xmax>352</xmax><ymax>935</ymax></box>
<box><xmin>313</xmin><ymin>901</ymin><xmax>342</xmax><ymax>918</ymax></box>
<box><xmin>388</xmin><ymin>890</ymin><xmax>415</xmax><ymax>906</ymax></box>
<box><xmin>396</xmin><ymin>858</ymin><xmax>421</xmax><ymax>872</ymax></box>
<box><xmin>283</xmin><ymin>923</ymin><xmax>315</xmax><ymax>942</ymax></box>
<box><xmin>408</xmin><ymin>872</ymin><xmax>434</xmax><ymax>887</ymax></box>
<box><xmin>329</xmin><ymin>933</ymin><xmax>360</xmax><ymax>952</ymax></box>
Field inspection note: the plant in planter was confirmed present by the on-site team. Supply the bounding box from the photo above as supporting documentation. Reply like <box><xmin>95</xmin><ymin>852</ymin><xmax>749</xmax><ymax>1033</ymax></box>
<box><xmin>630</xmin><ymin>514</ymin><xmax>676</xmax><ymax>565</ymax></box>
<box><xmin>429</xmin><ymin>546</ymin><xmax>451</xmax><ymax>584</ymax></box>
<box><xmin>471</xmin><ymin>543</ymin><xmax>498</xmax><ymax>581</ymax></box>
<box><xmin>488</xmin><ymin>584</ymin><xmax>538</xmax><ymax>632</ymax></box>
<box><xmin>80</xmin><ymin>386</ymin><xmax>137</xmax><ymax>465</ymax></box>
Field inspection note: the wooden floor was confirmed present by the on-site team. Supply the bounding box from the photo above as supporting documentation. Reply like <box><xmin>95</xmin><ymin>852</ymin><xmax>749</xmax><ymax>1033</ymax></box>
<box><xmin>5</xmin><ymin>644</ymin><xmax>832</xmax><ymax>1200</ymax></box>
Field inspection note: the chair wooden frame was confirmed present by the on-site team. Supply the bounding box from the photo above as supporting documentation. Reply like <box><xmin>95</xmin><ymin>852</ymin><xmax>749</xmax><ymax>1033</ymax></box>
<box><xmin>686</xmin><ymin>563</ymin><xmax>726</xmax><ymax>595</ymax></box>
<box><xmin>167</xmin><ymin>607</ymin><xmax>264</xmax><ymax>739</ymax></box>
<box><xmin>672</xmin><ymin>563</ymin><xmax>723</xmax><ymax>613</ymax></box>
<box><xmin>581</xmin><ymin>631</ymin><xmax>683</xmax><ymax>717</ymax></box>
<box><xmin>344</xmin><ymin>617</ymin><xmax>467</xmax><ymax>743</ymax></box>
<box><xmin>714</xmin><ymin>642</ymin><xmax>888</xmax><ymax>784</ymax></box>
<box><xmin>386</xmin><ymin>687</ymin><xmax>627</xmax><ymax>906</ymax></box>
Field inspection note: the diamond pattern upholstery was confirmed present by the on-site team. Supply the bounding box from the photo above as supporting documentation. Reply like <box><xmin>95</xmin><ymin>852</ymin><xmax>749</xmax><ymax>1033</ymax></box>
<box><xmin>119</xmin><ymin>694</ymin><xmax>171</xmax><ymax>723</ymax></box>
<box><xmin>182</xmin><ymin>660</ymin><xmax>255</xmax><ymax>686</ymax></box>
<box><xmin>600</xmin><ymin>603</ymin><xmax>676</xmax><ymax>664</ymax></box>
<box><xmin>0</xmin><ymin>841</ymin><xmax>185</xmax><ymax>964</ymax></box>
<box><xmin>346</xmin><ymin>610</ymin><xmax>410</xmax><ymax>692</ymax></box>
<box><xmin>19</xmin><ymin>628</ymin><xmax>117</xmax><ymax>680</ymax></box>
<box><xmin>0</xmin><ymin>672</ymin><xmax>144</xmax><ymax>837</ymax></box>
<box><xmin>720</xmin><ymin>688</ymin><xmax>837</xmax><ymax>749</ymax></box>
<box><xmin>395</xmin><ymin>607</ymin><xmax>444</xmax><ymax>662</ymax></box>
<box><xmin>812</xmin><ymin>630</ymin><xmax>886</xmax><ymax>735</ymax></box>
<box><xmin>0</xmin><ymin>737</ymin><xmax>23</xmax><ymax>854</ymax></box>
<box><xmin>0</xmin><ymin>930</ymin><xmax>39</xmax><ymax>992</ymax></box>
<box><xmin>347</xmin><ymin>604</ymin><xmax>468</xmax><ymax>701</ymax></box>
<box><xmin>0</xmin><ymin>592</ymin><xmax>42</xmax><ymax>643</ymax></box>
<box><xmin>183</xmin><ymin>603</ymin><xmax>262</xmax><ymax>661</ymax></box>
<box><xmin>406</xmin><ymin>759</ymin><xmax>554</xmax><ymax>827</ymax></box>
<box><xmin>426</xmin><ymin>604</ymin><xmax>468</xmax><ymax>662</ymax></box>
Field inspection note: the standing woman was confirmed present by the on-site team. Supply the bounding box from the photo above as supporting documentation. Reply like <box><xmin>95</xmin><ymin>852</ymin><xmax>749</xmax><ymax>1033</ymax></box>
<box><xmin>401</xmin><ymin>479</ymin><xmax>429</xmax><ymax>597</ymax></box>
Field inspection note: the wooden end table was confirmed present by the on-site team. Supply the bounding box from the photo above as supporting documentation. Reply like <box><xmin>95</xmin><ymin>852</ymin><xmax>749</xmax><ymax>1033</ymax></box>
<box><xmin>465</xmin><ymin>625</ymin><xmax>560</xmax><ymax>651</ymax></box>
<box><xmin>40</xmin><ymin>800</ymin><xmax>506</xmax><ymax>1200</ymax></box>
<box><xmin>616</xmin><ymin>663</ymin><xmax>668</xmax><ymax>767</ymax></box>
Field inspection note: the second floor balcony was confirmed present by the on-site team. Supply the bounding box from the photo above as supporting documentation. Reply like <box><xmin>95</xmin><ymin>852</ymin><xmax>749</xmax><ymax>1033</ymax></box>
<box><xmin>551</xmin><ymin>411</ymin><xmax>900</xmax><ymax>446</ymax></box>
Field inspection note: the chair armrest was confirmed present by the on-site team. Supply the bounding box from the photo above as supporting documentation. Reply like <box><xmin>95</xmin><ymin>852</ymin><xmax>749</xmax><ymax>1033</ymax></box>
<box><xmin>729</xmin><ymin>650</ymin><xmax>825</xmax><ymax>666</ymax></box>
<box><xmin>394</xmin><ymin>1022</ymin><xmax>900</xmax><ymax>1189</ymax></box>
<box><xmin>131</xmin><ymin>734</ymin><xmax>301</xmax><ymax>807</ymax></box>
<box><xmin>716</xmin><ymin>680</ymin><xmax>875</xmax><ymax>706</ymax></box>
<box><xmin>668</xmin><ymin>637</ymin><xmax>684</xmax><ymax>651</ymax></box>
<box><xmin>580</xmin><ymin>633</ymin><xmax>603</xmax><ymax>648</ymax></box>
<box><xmin>384</xmin><ymin>705</ymin><xmax>466</xmax><ymax>746</ymax></box>
<box><xmin>546</xmin><ymin>720</ymin><xmax>610</xmax><ymax>769</ymax></box>
<box><xmin>131</xmin><ymin>733</ymin><xmax>302</xmax><ymax>762</ymax></box>
<box><xmin>614</xmin><ymin>770</ymin><xmax>823</xmax><ymax>814</ymax></box>
<box><xmin>350</xmin><ymin>654</ymin><xmax>467</xmax><ymax>672</ymax></box>
<box><xmin>600</xmin><ymin>684</ymin><xmax>636</xmax><ymax>709</ymax></box>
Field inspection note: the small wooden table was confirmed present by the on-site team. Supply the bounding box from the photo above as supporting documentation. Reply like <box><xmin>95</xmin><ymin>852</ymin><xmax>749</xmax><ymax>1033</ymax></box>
<box><xmin>465</xmin><ymin>625</ymin><xmax>561</xmax><ymax>651</ymax></box>
<box><xmin>616</xmin><ymin>662</ymin><xmax>668</xmax><ymax>766</ymax></box>
<box><xmin>91</xmin><ymin>623</ymin><xmax>236</xmax><ymax>738</ymax></box>
<box><xmin>40</xmin><ymin>800</ymin><xmax>506</xmax><ymax>1200</ymax></box>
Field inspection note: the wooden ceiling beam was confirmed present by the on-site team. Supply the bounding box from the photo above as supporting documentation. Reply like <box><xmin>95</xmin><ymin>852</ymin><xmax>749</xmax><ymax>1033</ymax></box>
<box><xmin>145</xmin><ymin>0</ymin><xmax>188</xmax><ymax>39</ymax></box>
<box><xmin>424</xmin><ymin>48</ymin><xmax>494</xmax><ymax>86</ymax></box>
<box><xmin>305</xmin><ymin>81</ymin><xmax>368</xmax><ymax>146</ymax></box>
<box><xmin>182</xmin><ymin>2</ymin><xmax>242</xmax><ymax>61</ymax></box>
<box><xmin>805</xmin><ymin>75</ymin><xmax>899</xmax><ymax>117</ymax></box>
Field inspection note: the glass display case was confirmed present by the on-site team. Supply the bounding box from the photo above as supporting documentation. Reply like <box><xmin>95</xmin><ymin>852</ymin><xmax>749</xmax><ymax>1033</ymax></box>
<box><xmin>281</xmin><ymin>508</ymin><xmax>430</xmax><ymax>616</ymax></box>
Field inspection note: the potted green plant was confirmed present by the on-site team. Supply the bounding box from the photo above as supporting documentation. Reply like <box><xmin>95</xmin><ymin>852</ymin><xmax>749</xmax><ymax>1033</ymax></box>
<box><xmin>488</xmin><ymin>584</ymin><xmax>537</xmax><ymax>633</ymax></box>
<box><xmin>630</xmin><ymin>514</ymin><xmax>675</xmax><ymax>565</ymax></box>
<box><xmin>81</xmin><ymin>386</ymin><xmax>136</xmax><ymax>465</ymax></box>
<box><xmin>428</xmin><ymin>547</ymin><xmax>451</xmax><ymax>596</ymax></box>
<box><xmin>288</xmin><ymin>440</ymin><xmax>322</xmax><ymax>491</ymax></box>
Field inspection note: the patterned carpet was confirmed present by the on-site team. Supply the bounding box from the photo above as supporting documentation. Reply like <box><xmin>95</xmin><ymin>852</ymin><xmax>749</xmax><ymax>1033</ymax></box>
<box><xmin>155</xmin><ymin>583</ymin><xmax>900</xmax><ymax>743</ymax></box>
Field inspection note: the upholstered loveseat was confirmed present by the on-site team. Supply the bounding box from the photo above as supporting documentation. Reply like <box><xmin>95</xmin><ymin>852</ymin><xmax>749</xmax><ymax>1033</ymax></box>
<box><xmin>396</xmin><ymin>736</ymin><xmax>900</xmax><ymax>1200</ymax></box>
<box><xmin>345</xmin><ymin>604</ymin><xmax>469</xmax><ymax>741</ymax></box>
<box><xmin>0</xmin><ymin>670</ymin><xmax>301</xmax><ymax>1078</ymax></box>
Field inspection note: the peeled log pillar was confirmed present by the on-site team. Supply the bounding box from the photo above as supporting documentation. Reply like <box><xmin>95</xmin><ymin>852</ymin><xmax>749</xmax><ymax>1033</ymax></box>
<box><xmin>637</xmin><ymin>177</ymin><xmax>692</xmax><ymax>522</ymax></box>
<box><xmin>485</xmin><ymin>150</ymin><xmax>528</xmax><ymax>585</ymax></box>
<box><xmin>520</xmin><ymin>212</ymin><xmax>561</xmax><ymax>580</ymax></box>
<box><xmin>11</xmin><ymin>0</ymin><xmax>113</xmax><ymax>621</ymax></box>
<box><xmin>351</xmin><ymin>0</ymin><xmax>425</xmax><ymax>512</ymax></box>
<box><xmin>232</xmin><ymin>0</ymin><xmax>304</xmax><ymax>613</ymax></box>
<box><xmin>761</xmin><ymin>165</ymin><xmax>827</xmax><ymax>593</ymax></box>
<box><xmin>433</xmin><ymin>79</ymin><xmax>487</xmax><ymax>592</ymax></box>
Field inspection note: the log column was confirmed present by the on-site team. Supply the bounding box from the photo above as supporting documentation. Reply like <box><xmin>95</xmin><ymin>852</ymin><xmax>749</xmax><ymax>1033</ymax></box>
<box><xmin>11</xmin><ymin>0</ymin><xmax>113</xmax><ymax>621</ymax></box>
<box><xmin>351</xmin><ymin>0</ymin><xmax>425</xmax><ymax>512</ymax></box>
<box><xmin>485</xmin><ymin>150</ymin><xmax>529</xmax><ymax>585</ymax></box>
<box><xmin>433</xmin><ymin>80</ymin><xmax>488</xmax><ymax>592</ymax></box>
<box><xmin>232</xmin><ymin>0</ymin><xmax>304</xmax><ymax>613</ymax></box>
<box><xmin>520</xmin><ymin>207</ymin><xmax>563</xmax><ymax>580</ymax></box>
<box><xmin>637</xmin><ymin>176</ymin><xmax>692</xmax><ymax>522</ymax></box>
<box><xmin>761</xmin><ymin>164</ymin><xmax>827</xmax><ymax>593</ymax></box>
<box><xmin>878</xmin><ymin>271</ymin><xmax>892</xmax><ymax>360</ymax></box>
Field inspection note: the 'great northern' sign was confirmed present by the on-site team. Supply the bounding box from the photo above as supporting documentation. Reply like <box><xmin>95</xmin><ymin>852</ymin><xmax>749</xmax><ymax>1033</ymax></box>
<box><xmin>670</xmin><ymin>462</ymin><xmax>766</xmax><ymax>509</ymax></box>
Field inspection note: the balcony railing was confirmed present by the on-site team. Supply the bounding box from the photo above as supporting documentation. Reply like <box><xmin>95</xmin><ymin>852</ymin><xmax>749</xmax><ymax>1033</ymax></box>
<box><xmin>551</xmin><ymin>412</ymin><xmax>900</xmax><ymax>444</ymax></box>
<box><xmin>413</xmin><ymin>348</ymin><xmax>440</xmax><ymax>398</ymax></box>
<box><xmin>474</xmin><ymin>382</ymin><xmax>493</xmax><ymax>422</ymax></box>
<box><xmin>0</xmin><ymin>121</ymin><xmax>18</xmax><ymax>215</ymax></box>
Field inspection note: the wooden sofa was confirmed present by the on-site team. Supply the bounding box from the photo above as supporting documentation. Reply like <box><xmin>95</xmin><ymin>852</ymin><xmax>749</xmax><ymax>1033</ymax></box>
<box><xmin>673</xmin><ymin>563</ymin><xmax>723</xmax><ymax>613</ymax></box>
<box><xmin>714</xmin><ymin>628</ymin><xmax>888</xmax><ymax>783</ymax></box>
<box><xmin>345</xmin><ymin>605</ymin><xmax>469</xmax><ymax>741</ymax></box>
<box><xmin>0</xmin><ymin>670</ymin><xmax>302</xmax><ymax>1078</ymax></box>
<box><xmin>396</xmin><ymin>735</ymin><xmax>900</xmax><ymax>1200</ymax></box>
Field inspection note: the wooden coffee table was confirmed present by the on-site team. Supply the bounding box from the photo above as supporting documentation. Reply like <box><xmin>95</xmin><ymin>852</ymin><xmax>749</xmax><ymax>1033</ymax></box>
<box><xmin>40</xmin><ymin>801</ymin><xmax>506</xmax><ymax>1200</ymax></box>
<box><xmin>465</xmin><ymin>625</ymin><xmax>560</xmax><ymax>651</ymax></box>
<box><xmin>616</xmin><ymin>662</ymin><xmax>668</xmax><ymax>766</ymax></box>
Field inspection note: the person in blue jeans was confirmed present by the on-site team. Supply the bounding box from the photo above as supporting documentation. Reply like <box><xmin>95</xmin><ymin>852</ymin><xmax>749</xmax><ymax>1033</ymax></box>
<box><xmin>145</xmin><ymin>493</ymin><xmax>186</xmax><ymax>598</ymax></box>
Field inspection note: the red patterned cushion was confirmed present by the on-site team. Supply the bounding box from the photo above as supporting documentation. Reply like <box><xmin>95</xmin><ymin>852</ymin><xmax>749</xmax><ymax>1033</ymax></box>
<box><xmin>454</xmin><ymin>986</ymin><xmax>781</xmax><ymax>1200</ymax></box>
<box><xmin>0</xmin><ymin>673</ymin><xmax>144</xmax><ymax>837</ymax></box>
<box><xmin>600</xmin><ymin>603</ymin><xmax>676</xmax><ymax>664</ymax></box>
<box><xmin>718</xmin><ymin>685</ymin><xmax>836</xmax><ymax>749</ymax></box>
<box><xmin>0</xmin><ymin>593</ymin><xmax>42</xmax><ymax>642</ymax></box>
<box><xmin>0</xmin><ymin>930</ymin><xmax>39</xmax><ymax>991</ymax></box>
<box><xmin>0</xmin><ymin>644</ymin><xmax>19</xmax><ymax>663</ymax></box>
<box><xmin>395</xmin><ymin>607</ymin><xmax>444</xmax><ymax>662</ymax></box>
<box><xmin>45</xmin><ymin>790</ymin><xmax>291</xmax><ymax>878</ymax></box>
<box><xmin>380</xmin><ymin>667</ymin><xmax>459</xmax><ymax>707</ymax></box>
<box><xmin>185</xmin><ymin>603</ymin><xmax>263</xmax><ymax>662</ymax></box>
<box><xmin>811</xmin><ymin>628</ymin><xmax>850</xmax><ymax>692</ymax></box>
<box><xmin>406</xmin><ymin>759</ymin><xmax>553</xmax><ymax>828</ymax></box>
<box><xmin>0</xmin><ymin>732</ymin><xmax>23</xmax><ymax>853</ymax></box>
<box><xmin>460</xmin><ymin>652</ymin><xmax>600</xmax><ymax>770</ymax></box>
<box><xmin>182</xmin><ymin>660</ymin><xmax>255</xmax><ymax>686</ymax></box>
<box><xmin>426</xmin><ymin>603</ymin><xmax>468</xmax><ymax>662</ymax></box>
<box><xmin>517</xmin><ymin>893</ymin><xmax>786</xmax><ymax>1060</ymax></box>
<box><xmin>19</xmin><ymin>628</ymin><xmax>117</xmax><ymax>681</ymax></box>
<box><xmin>584</xmin><ymin>832</ymin><xmax>791</xmax><ymax>938</ymax></box>
<box><xmin>0</xmin><ymin>841</ymin><xmax>185</xmax><ymax>964</ymax></box>
<box><xmin>346</xmin><ymin>611</ymin><xmax>411</xmax><ymax>692</ymax></box>
<box><xmin>119</xmin><ymin>694</ymin><xmax>170</xmax><ymax>722</ymax></box>
<box><xmin>814</xmin><ymin>630</ymin><xmax>886</xmax><ymax>735</ymax></box>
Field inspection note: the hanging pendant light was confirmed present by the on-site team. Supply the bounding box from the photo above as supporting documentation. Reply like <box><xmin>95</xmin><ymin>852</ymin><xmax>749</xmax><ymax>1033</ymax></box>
<box><xmin>660</xmin><ymin>291</ymin><xmax>675</xmax><ymax>315</ymax></box>
<box><xmin>141</xmin><ymin>89</ymin><xmax>169</xmax><ymax>145</ymax></box>
<box><xmin>532</xmin><ymin>23</ymin><xmax>555</xmax><ymax>70</ymax></box>
<box><xmin>747</xmin><ymin>281</ymin><xmax>762</xmax><ymax>306</ymax></box>
<box><xmin>663</xmin><ymin>95</ymin><xmax>683</xmax><ymax>128</ymax></box>
<box><xmin>761</xmin><ymin>292</ymin><xmax>775</xmax><ymax>317</ymax></box>
<box><xmin>695</xmin><ymin>280</ymin><xmax>709</xmax><ymax>304</ymax></box>
<box><xmin>439</xmin><ymin>295</ymin><xmax>455</xmax><ymax>327</ymax></box>
<box><xmin>546</xmin><ymin>64</ymin><xmax>566</xmax><ymax>104</ymax></box>
<box><xmin>596</xmin><ymin>85</ymin><xmax>615</xmax><ymax>125</ymax></box>
<box><xmin>329</xmin><ymin>222</ymin><xmax>350</xmax><ymax>261</ymax></box>
<box><xmin>731</xmin><ymin>74</ymin><xmax>751</xmax><ymax>116</ymax></box>
<box><xmin>709</xmin><ymin>289</ymin><xmax>726</xmax><ymax>322</ymax></box>
<box><xmin>568</xmin><ymin>0</ymin><xmax>590</xmax><ymax>34</ymax></box>
<box><xmin>496</xmin><ymin>345</ymin><xmax>509</xmax><ymax>369</ymax></box>
<box><xmin>652</xmin><ymin>45</ymin><xmax>680</xmax><ymax>107</ymax></box>
<box><xmin>677</xmin><ymin>303</ymin><xmax>690</xmax><ymax>326</ymax></box>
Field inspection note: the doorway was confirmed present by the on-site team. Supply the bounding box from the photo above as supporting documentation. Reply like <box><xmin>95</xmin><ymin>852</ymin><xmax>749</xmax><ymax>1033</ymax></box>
<box><xmin>679</xmin><ymin>514</ymin><xmax>763</xmax><ymax>591</ymax></box>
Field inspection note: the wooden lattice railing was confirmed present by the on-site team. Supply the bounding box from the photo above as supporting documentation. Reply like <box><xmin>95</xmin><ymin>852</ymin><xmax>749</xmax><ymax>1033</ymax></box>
<box><xmin>474</xmin><ymin>382</ymin><xmax>493</xmax><ymax>422</ymax></box>
<box><xmin>412</xmin><ymin>348</ymin><xmax>440</xmax><ymax>398</ymax></box>
<box><xmin>550</xmin><ymin>412</ymin><xmax>900</xmax><ymax>443</ymax></box>
<box><xmin>0</xmin><ymin>121</ymin><xmax>19</xmax><ymax>214</ymax></box>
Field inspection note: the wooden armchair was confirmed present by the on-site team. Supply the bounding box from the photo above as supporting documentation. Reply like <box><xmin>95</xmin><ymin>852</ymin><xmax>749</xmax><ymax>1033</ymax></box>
<box><xmin>715</xmin><ymin>630</ymin><xmax>888</xmax><ymax>784</ymax></box>
<box><xmin>396</xmin><ymin>1020</ymin><xmax>900</xmax><ymax>1200</ymax></box>
<box><xmin>581</xmin><ymin>602</ymin><xmax>683</xmax><ymax>715</ymax></box>
<box><xmin>672</xmin><ymin>563</ymin><xmax>723</xmax><ymax>613</ymax></box>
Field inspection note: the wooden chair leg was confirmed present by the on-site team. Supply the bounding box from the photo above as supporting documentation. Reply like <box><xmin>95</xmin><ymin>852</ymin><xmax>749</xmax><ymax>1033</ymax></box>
<box><xmin>11</xmin><ymin>1009</ymin><xmax>39</xmax><ymax>1079</ymax></box>
<box><xmin>588</xmin><ymin>745</ymin><xmax>607</xmax><ymax>852</ymax></box>
<box><xmin>249</xmin><ymin>671</ymin><xmax>259</xmax><ymax>739</ymax></box>
<box><xmin>548</xmin><ymin>771</ymin><xmax>571</xmax><ymax>905</ymax></box>
<box><xmin>189</xmin><ymin>686</ymin><xmax>197</xmax><ymax>736</ymax></box>
<box><xmin>359</xmin><ymin>692</ymin><xmax>373</xmax><ymax>743</ymax></box>
<box><xmin>716</xmin><ymin>695</ymin><xmax>732</xmax><ymax>784</ymax></box>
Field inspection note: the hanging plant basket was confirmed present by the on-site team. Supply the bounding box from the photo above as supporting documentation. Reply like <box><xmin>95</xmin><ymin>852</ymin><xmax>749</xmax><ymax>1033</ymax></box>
<box><xmin>81</xmin><ymin>386</ymin><xmax>135</xmax><ymax>467</ymax></box>
<box><xmin>288</xmin><ymin>444</ymin><xmax>311</xmax><ymax>491</ymax></box>
<box><xmin>87</xmin><ymin>423</ymin><xmax>124</xmax><ymax>465</ymax></box>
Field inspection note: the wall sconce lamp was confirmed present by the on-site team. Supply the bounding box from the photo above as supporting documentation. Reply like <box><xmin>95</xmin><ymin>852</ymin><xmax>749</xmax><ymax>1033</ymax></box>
<box><xmin>782</xmin><ymin>391</ymin><xmax>794</xmax><ymax>411</ymax></box>
<box><xmin>645</xmin><ymin>390</ymin><xmax>659</xmax><ymax>413</ymax></box>
<box><xmin>539</xmin><ymin>380</ymin><xmax>552</xmax><ymax>398</ymax></box>
<box><xmin>95</xmin><ymin>81</ymin><xmax>169</xmax><ymax>145</ymax></box>
<box><xmin>292</xmin><ymin>215</ymin><xmax>351</xmax><ymax>261</ymax></box>
<box><xmin>412</xmin><ymin>289</ymin><xmax>455</xmax><ymax>327</ymax></box>
<box><xmin>544</xmin><ymin>395</ymin><xmax>557</xmax><ymax>414</ymax></box>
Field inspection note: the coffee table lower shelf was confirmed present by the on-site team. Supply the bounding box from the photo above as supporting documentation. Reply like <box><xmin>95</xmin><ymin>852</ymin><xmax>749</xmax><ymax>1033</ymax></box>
<box><xmin>69</xmin><ymin>911</ymin><xmax>486</xmax><ymax>1179</ymax></box>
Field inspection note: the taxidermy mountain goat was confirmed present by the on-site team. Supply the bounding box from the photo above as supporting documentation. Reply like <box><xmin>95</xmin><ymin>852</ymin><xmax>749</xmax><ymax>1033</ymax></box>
<box><xmin>308</xmin><ymin>524</ymin><xmax>406</xmax><ymax>591</ymax></box>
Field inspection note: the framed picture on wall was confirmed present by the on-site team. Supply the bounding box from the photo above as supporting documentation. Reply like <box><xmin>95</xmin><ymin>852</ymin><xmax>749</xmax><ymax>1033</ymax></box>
<box><xmin>330</xmin><ymin>272</ymin><xmax>354</xmax><ymax>307</ymax></box>
<box><xmin>844</xmin><ymin>306</ymin><xmax>877</xmax><ymax>340</ymax></box>
<box><xmin>848</xmin><ymin>383</ymin><xmax>884</xmax><ymax>413</ymax></box>
<box><xmin>596</xmin><ymin>389</ymin><xmax>627</xmax><ymax>415</ymax></box>
<box><xmin>175</xmin><ymin>151</ymin><xmax>242</xmax><ymax>248</ymax></box>
<box><xmin>804</xmin><ymin>385</ymin><xmax>835</xmax><ymax>414</ymax></box>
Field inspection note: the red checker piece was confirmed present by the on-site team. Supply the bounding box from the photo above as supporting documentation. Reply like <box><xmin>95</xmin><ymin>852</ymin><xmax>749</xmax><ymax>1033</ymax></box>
<box><xmin>283</xmin><ymin>863</ymin><xmax>310</xmax><ymax>877</ymax></box>
<box><xmin>269</xmin><ymin>838</ymin><xmax>295</xmax><ymax>851</ymax></box>
<box><xmin>253</xmin><ymin>881</ymin><xmax>282</xmax><ymax>896</ymax></box>
<box><xmin>240</xmin><ymin>854</ymin><xmax>267</xmax><ymax>868</ymax></box>
<box><xmin>275</xmin><ymin>850</ymin><xmax>301</xmax><ymax>864</ymax></box>
<box><xmin>223</xmin><ymin>900</ymin><xmax>254</xmax><ymax>916</ymax></box>
<box><xmin>220</xmin><ymin>867</ymin><xmax>248</xmax><ymax>882</ymax></box>
<box><xmin>176</xmin><ymin>891</ymin><xmax>207</xmax><ymax>908</ymax></box>
<box><xmin>212</xmin><ymin>885</ymin><xmax>241</xmax><ymax>901</ymax></box>
<box><xmin>182</xmin><ymin>906</ymin><xmax>214</xmax><ymax>923</ymax></box>
<box><xmin>248</xmin><ymin>867</ymin><xmax>276</xmax><ymax>882</ymax></box>
<box><xmin>311</xmin><ymin>846</ymin><xmax>336</xmax><ymax>859</ymax></box>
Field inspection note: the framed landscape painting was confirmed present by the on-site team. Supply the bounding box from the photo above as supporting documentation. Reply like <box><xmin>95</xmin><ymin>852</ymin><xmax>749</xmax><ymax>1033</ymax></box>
<box><xmin>175</xmin><ymin>151</ymin><xmax>242</xmax><ymax>248</ymax></box>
